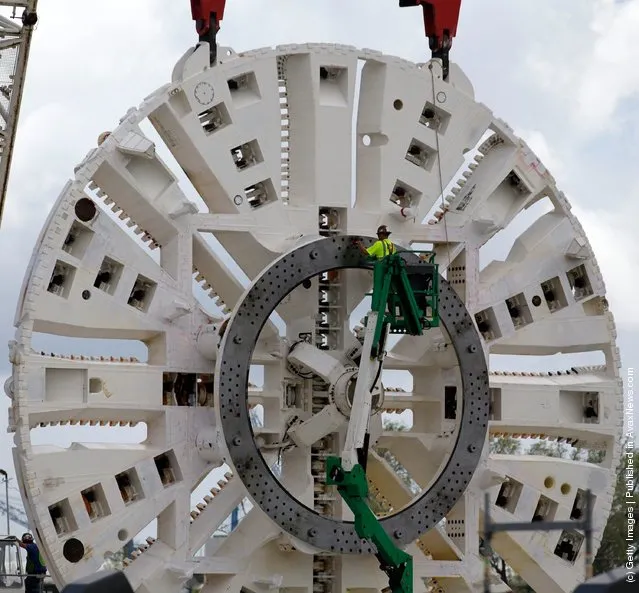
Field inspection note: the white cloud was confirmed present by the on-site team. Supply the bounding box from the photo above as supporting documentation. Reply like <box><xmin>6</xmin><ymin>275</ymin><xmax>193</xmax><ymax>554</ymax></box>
<box><xmin>574</xmin><ymin>0</ymin><xmax>639</xmax><ymax>132</ymax></box>
<box><xmin>519</xmin><ymin>0</ymin><xmax>639</xmax><ymax>137</ymax></box>
<box><xmin>572</xmin><ymin>201</ymin><xmax>639</xmax><ymax>328</ymax></box>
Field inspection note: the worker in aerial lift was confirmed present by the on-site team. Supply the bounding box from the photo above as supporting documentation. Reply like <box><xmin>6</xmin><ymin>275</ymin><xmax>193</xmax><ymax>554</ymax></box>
<box><xmin>354</xmin><ymin>225</ymin><xmax>395</xmax><ymax>259</ymax></box>
<box><xmin>15</xmin><ymin>533</ymin><xmax>46</xmax><ymax>593</ymax></box>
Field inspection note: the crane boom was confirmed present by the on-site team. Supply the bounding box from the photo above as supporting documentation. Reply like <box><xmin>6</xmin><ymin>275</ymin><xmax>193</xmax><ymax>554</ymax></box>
<box><xmin>0</xmin><ymin>0</ymin><xmax>39</xmax><ymax>229</ymax></box>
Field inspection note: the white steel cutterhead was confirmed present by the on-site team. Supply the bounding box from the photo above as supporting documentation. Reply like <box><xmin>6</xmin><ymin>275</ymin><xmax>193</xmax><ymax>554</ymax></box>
<box><xmin>7</xmin><ymin>41</ymin><xmax>623</xmax><ymax>593</ymax></box>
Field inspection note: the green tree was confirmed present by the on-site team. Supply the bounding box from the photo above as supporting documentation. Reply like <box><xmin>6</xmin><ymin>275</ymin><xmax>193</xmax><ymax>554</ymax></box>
<box><xmin>382</xmin><ymin>418</ymin><xmax>408</xmax><ymax>432</ymax></box>
<box><xmin>368</xmin><ymin>418</ymin><xmax>415</xmax><ymax>514</ymax></box>
<box><xmin>376</xmin><ymin>419</ymin><xmax>419</xmax><ymax>492</ymax></box>
<box><xmin>527</xmin><ymin>440</ymin><xmax>570</xmax><ymax>458</ymax></box>
<box><xmin>526</xmin><ymin>439</ymin><xmax>606</xmax><ymax>464</ymax></box>
<box><xmin>490</xmin><ymin>436</ymin><xmax>521</xmax><ymax>455</ymax></box>
<box><xmin>592</xmin><ymin>441</ymin><xmax>637</xmax><ymax>575</ymax></box>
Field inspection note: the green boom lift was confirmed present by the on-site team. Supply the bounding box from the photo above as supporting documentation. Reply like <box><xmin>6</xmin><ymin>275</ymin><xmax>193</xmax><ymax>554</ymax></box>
<box><xmin>326</xmin><ymin>249</ymin><xmax>439</xmax><ymax>593</ymax></box>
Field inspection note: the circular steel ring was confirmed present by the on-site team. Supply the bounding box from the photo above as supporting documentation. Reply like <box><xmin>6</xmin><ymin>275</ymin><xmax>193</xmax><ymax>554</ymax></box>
<box><xmin>215</xmin><ymin>235</ymin><xmax>489</xmax><ymax>553</ymax></box>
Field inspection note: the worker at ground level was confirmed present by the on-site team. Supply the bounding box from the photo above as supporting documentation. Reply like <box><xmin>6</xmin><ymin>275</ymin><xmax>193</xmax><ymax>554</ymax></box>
<box><xmin>17</xmin><ymin>533</ymin><xmax>47</xmax><ymax>593</ymax></box>
<box><xmin>355</xmin><ymin>225</ymin><xmax>395</xmax><ymax>259</ymax></box>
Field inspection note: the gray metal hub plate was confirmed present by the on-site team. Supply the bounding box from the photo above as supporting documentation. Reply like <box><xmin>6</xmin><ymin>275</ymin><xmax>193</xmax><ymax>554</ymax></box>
<box><xmin>215</xmin><ymin>235</ymin><xmax>489</xmax><ymax>553</ymax></box>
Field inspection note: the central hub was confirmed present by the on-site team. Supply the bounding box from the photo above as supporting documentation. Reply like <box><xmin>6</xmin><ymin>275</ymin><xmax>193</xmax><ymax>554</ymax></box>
<box><xmin>330</xmin><ymin>368</ymin><xmax>384</xmax><ymax>418</ymax></box>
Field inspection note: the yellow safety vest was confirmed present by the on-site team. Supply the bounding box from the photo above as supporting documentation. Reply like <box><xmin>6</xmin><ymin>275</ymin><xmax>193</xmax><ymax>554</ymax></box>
<box><xmin>366</xmin><ymin>239</ymin><xmax>395</xmax><ymax>259</ymax></box>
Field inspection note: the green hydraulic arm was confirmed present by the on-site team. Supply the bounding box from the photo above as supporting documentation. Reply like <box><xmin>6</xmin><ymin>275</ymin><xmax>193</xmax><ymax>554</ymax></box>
<box><xmin>326</xmin><ymin>457</ymin><xmax>413</xmax><ymax>593</ymax></box>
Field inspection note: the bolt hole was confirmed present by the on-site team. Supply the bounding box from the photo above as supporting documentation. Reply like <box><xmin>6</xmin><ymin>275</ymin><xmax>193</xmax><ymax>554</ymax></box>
<box><xmin>393</xmin><ymin>99</ymin><xmax>404</xmax><ymax>110</ymax></box>
<box><xmin>361</xmin><ymin>134</ymin><xmax>371</xmax><ymax>146</ymax></box>
<box><xmin>82</xmin><ymin>290</ymin><xmax>91</xmax><ymax>300</ymax></box>
<box><xmin>560</xmin><ymin>483</ymin><xmax>571</xmax><ymax>495</ymax></box>
<box><xmin>532</xmin><ymin>295</ymin><xmax>542</xmax><ymax>307</ymax></box>
<box><xmin>544</xmin><ymin>476</ymin><xmax>555</xmax><ymax>489</ymax></box>
<box><xmin>63</xmin><ymin>538</ymin><xmax>85</xmax><ymax>563</ymax></box>
<box><xmin>74</xmin><ymin>198</ymin><xmax>97</xmax><ymax>223</ymax></box>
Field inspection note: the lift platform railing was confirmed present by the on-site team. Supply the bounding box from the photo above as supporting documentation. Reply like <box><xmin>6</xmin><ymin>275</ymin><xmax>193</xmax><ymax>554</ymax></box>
<box><xmin>364</xmin><ymin>250</ymin><xmax>439</xmax><ymax>354</ymax></box>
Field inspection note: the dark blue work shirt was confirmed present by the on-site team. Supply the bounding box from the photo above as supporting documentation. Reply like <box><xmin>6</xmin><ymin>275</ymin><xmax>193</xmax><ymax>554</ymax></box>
<box><xmin>24</xmin><ymin>543</ymin><xmax>46</xmax><ymax>574</ymax></box>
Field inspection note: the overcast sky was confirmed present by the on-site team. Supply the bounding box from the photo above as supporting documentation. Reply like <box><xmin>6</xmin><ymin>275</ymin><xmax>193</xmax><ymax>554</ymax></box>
<box><xmin>0</xmin><ymin>0</ymin><xmax>637</xmax><ymax>536</ymax></box>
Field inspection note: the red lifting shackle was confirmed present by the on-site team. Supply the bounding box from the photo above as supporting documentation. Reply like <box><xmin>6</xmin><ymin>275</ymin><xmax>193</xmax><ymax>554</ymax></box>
<box><xmin>190</xmin><ymin>1</ymin><xmax>463</xmax><ymax>74</ymax></box>
<box><xmin>190</xmin><ymin>0</ymin><xmax>227</xmax><ymax>36</ymax></box>
<box><xmin>191</xmin><ymin>2</ymin><xmax>462</xmax><ymax>50</ymax></box>
<box><xmin>400</xmin><ymin>0</ymin><xmax>463</xmax><ymax>49</ymax></box>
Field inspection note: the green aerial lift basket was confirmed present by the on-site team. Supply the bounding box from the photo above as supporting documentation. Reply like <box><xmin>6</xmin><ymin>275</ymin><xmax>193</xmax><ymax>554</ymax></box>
<box><xmin>366</xmin><ymin>250</ymin><xmax>439</xmax><ymax>353</ymax></box>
